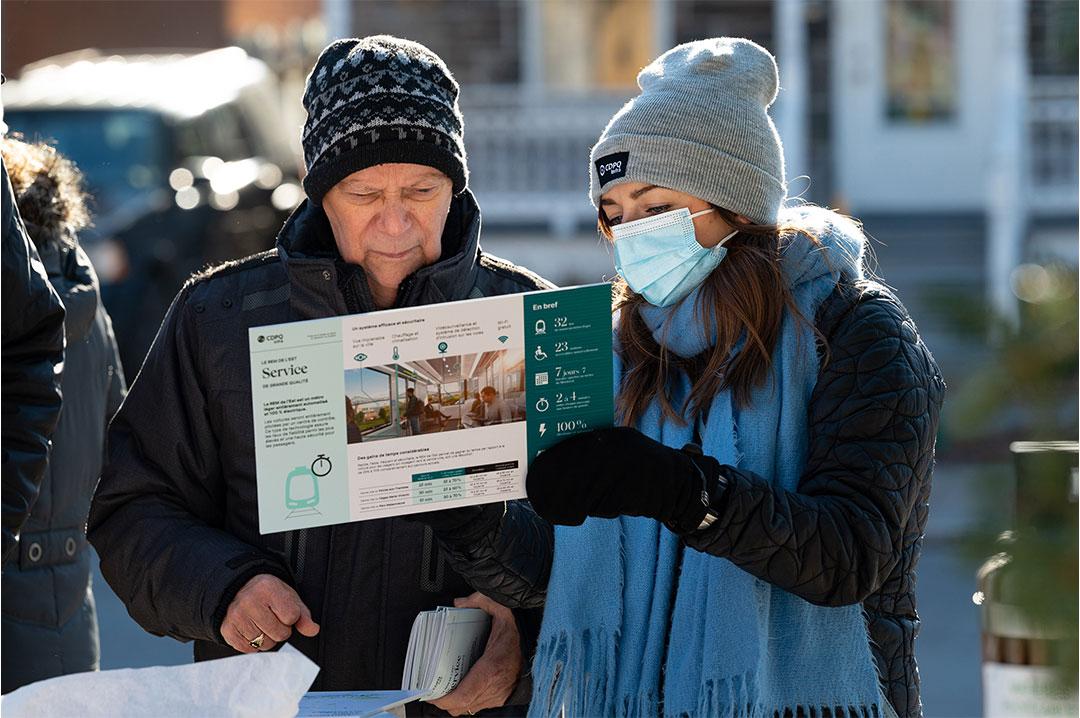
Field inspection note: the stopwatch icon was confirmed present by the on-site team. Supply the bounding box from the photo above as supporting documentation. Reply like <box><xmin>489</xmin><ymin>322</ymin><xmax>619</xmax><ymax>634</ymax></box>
<box><xmin>311</xmin><ymin>454</ymin><xmax>333</xmax><ymax>477</ymax></box>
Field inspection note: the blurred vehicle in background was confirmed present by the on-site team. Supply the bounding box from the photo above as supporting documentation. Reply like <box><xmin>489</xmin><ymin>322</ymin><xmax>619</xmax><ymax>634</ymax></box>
<box><xmin>4</xmin><ymin>47</ymin><xmax>304</xmax><ymax>374</ymax></box>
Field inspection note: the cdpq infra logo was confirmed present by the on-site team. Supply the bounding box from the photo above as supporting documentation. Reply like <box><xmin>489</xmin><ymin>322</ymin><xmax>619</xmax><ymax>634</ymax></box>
<box><xmin>256</xmin><ymin>333</ymin><xmax>285</xmax><ymax>345</ymax></box>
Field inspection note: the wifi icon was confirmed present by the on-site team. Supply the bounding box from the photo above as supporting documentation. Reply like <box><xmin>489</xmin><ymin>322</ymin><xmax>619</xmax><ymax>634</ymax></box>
<box><xmin>497</xmin><ymin>335</ymin><xmax>509</xmax><ymax>344</ymax></box>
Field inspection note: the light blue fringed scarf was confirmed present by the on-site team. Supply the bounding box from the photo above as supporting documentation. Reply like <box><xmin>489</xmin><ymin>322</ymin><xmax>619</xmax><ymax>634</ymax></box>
<box><xmin>530</xmin><ymin>207</ymin><xmax>886</xmax><ymax>718</ymax></box>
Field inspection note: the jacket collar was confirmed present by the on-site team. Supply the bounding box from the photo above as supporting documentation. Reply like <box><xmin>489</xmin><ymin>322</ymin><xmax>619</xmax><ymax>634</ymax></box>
<box><xmin>38</xmin><ymin>239</ymin><xmax>99</xmax><ymax>343</ymax></box>
<box><xmin>275</xmin><ymin>190</ymin><xmax>483</xmax><ymax>320</ymax></box>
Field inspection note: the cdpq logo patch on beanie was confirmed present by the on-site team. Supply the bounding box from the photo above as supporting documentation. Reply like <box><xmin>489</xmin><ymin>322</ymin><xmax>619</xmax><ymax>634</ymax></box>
<box><xmin>595</xmin><ymin>152</ymin><xmax>630</xmax><ymax>187</ymax></box>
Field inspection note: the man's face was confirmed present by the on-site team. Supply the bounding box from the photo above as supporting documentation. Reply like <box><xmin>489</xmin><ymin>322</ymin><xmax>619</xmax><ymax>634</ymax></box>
<box><xmin>322</xmin><ymin>163</ymin><xmax>454</xmax><ymax>305</ymax></box>
<box><xmin>481</xmin><ymin>390</ymin><xmax>495</xmax><ymax>404</ymax></box>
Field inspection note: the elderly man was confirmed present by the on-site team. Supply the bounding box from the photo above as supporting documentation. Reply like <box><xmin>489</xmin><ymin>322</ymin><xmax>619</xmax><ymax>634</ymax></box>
<box><xmin>88</xmin><ymin>36</ymin><xmax>551</xmax><ymax>716</ymax></box>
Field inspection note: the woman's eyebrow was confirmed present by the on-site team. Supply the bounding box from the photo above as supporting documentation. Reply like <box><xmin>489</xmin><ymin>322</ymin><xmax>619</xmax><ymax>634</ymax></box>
<box><xmin>601</xmin><ymin>185</ymin><xmax>661</xmax><ymax>206</ymax></box>
<box><xmin>631</xmin><ymin>185</ymin><xmax>660</xmax><ymax>199</ymax></box>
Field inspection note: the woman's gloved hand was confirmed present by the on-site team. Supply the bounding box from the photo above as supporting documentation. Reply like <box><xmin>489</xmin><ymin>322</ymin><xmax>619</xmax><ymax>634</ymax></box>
<box><xmin>525</xmin><ymin>427</ymin><xmax>724</xmax><ymax>533</ymax></box>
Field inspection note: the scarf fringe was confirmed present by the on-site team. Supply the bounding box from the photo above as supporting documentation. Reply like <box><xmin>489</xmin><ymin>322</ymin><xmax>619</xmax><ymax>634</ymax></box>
<box><xmin>532</xmin><ymin>642</ymin><xmax>883</xmax><ymax>718</ymax></box>
<box><xmin>673</xmin><ymin>674</ymin><xmax>756</xmax><ymax>718</ymax></box>
<box><xmin>530</xmin><ymin>628</ymin><xmax>620</xmax><ymax>718</ymax></box>
<box><xmin>764</xmin><ymin>704</ymin><xmax>881</xmax><ymax>718</ymax></box>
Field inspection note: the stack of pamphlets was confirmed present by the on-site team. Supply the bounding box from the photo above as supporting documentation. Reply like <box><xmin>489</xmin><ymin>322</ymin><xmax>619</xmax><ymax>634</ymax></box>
<box><xmin>401</xmin><ymin>607</ymin><xmax>492</xmax><ymax>700</ymax></box>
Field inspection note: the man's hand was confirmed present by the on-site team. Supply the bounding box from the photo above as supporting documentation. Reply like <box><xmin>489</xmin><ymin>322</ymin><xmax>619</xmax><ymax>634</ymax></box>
<box><xmin>430</xmin><ymin>592</ymin><xmax>523</xmax><ymax>716</ymax></box>
<box><xmin>221</xmin><ymin>573</ymin><xmax>320</xmax><ymax>653</ymax></box>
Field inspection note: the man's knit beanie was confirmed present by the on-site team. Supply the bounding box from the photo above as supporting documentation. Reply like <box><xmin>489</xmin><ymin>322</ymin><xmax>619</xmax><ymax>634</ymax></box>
<box><xmin>589</xmin><ymin>37</ymin><xmax>786</xmax><ymax>225</ymax></box>
<box><xmin>301</xmin><ymin>35</ymin><xmax>467</xmax><ymax>206</ymax></box>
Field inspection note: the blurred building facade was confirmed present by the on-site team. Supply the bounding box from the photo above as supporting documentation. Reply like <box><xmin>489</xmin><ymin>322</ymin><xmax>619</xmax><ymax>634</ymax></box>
<box><xmin>318</xmin><ymin>0</ymin><xmax>1078</xmax><ymax>382</ymax></box>
<box><xmin>3</xmin><ymin>0</ymin><xmax>1077</xmax><ymax>376</ymax></box>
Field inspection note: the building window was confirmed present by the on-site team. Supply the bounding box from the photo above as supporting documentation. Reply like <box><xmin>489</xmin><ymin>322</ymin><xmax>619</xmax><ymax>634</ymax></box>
<box><xmin>885</xmin><ymin>0</ymin><xmax>956</xmax><ymax>123</ymax></box>
<box><xmin>345</xmin><ymin>367</ymin><xmax>393</xmax><ymax>434</ymax></box>
<box><xmin>1029</xmin><ymin>0</ymin><xmax>1079</xmax><ymax>77</ymax></box>
<box><xmin>540</xmin><ymin>0</ymin><xmax>655</xmax><ymax>90</ymax></box>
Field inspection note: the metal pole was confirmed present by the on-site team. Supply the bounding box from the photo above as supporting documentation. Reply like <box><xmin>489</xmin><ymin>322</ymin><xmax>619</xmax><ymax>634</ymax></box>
<box><xmin>774</xmin><ymin>0</ymin><xmax>809</xmax><ymax>190</ymax></box>
<box><xmin>323</xmin><ymin>0</ymin><xmax>352</xmax><ymax>42</ymax></box>
<box><xmin>652</xmin><ymin>0</ymin><xmax>675</xmax><ymax>57</ymax></box>
<box><xmin>986</xmin><ymin>0</ymin><xmax>1028</xmax><ymax>325</ymax></box>
<box><xmin>521</xmin><ymin>0</ymin><xmax>544</xmax><ymax>99</ymax></box>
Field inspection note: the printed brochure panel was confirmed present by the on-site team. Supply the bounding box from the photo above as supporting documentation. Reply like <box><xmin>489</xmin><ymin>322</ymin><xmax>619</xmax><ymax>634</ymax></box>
<box><xmin>249</xmin><ymin>284</ymin><xmax>614</xmax><ymax>534</ymax></box>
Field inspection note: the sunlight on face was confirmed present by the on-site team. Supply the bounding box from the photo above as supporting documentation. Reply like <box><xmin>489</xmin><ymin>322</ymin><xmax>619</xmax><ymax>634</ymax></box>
<box><xmin>599</xmin><ymin>182</ymin><xmax>738</xmax><ymax>248</ymax></box>
<box><xmin>322</xmin><ymin>163</ymin><xmax>454</xmax><ymax>307</ymax></box>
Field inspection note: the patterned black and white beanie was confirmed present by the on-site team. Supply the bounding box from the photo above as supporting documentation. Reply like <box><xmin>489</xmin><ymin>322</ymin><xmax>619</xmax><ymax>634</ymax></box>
<box><xmin>301</xmin><ymin>35</ymin><xmax>467</xmax><ymax>205</ymax></box>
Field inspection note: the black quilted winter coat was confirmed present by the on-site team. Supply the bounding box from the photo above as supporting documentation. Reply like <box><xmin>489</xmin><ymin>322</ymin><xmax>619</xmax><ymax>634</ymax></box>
<box><xmin>443</xmin><ymin>279</ymin><xmax>944</xmax><ymax>718</ymax></box>
<box><xmin>1</xmin><ymin>159</ymin><xmax>65</xmax><ymax>567</ymax></box>
<box><xmin>87</xmin><ymin>193</ymin><xmax>552</xmax><ymax>710</ymax></box>
<box><xmin>2</xmin><ymin>241</ymin><xmax>125</xmax><ymax>694</ymax></box>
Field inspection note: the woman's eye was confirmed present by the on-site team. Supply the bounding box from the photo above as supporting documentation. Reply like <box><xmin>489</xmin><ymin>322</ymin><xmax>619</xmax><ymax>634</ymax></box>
<box><xmin>608</xmin><ymin>216</ymin><xmax>622</xmax><ymax>226</ymax></box>
<box><xmin>646</xmin><ymin>204</ymin><xmax>671</xmax><ymax>215</ymax></box>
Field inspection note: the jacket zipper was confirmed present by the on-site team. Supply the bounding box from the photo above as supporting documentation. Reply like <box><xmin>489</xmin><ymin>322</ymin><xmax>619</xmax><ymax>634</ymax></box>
<box><xmin>317</xmin><ymin>526</ymin><xmax>335</xmax><ymax>687</ymax></box>
<box><xmin>394</xmin><ymin>275</ymin><xmax>417</xmax><ymax>308</ymax></box>
<box><xmin>378</xmin><ymin>522</ymin><xmax>392</xmax><ymax>685</ymax></box>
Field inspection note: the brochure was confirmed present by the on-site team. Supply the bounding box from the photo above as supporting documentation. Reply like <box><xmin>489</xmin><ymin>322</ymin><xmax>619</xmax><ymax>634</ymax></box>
<box><xmin>249</xmin><ymin>283</ymin><xmax>614</xmax><ymax>534</ymax></box>
<box><xmin>297</xmin><ymin>607</ymin><xmax>490</xmax><ymax>717</ymax></box>
<box><xmin>296</xmin><ymin>690</ymin><xmax>419</xmax><ymax>718</ymax></box>
<box><xmin>401</xmin><ymin>607</ymin><xmax>492</xmax><ymax>701</ymax></box>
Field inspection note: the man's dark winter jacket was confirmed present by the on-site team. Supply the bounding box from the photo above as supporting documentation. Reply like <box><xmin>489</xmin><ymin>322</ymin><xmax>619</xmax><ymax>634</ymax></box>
<box><xmin>2</xmin><ymin>241</ymin><xmax>125</xmax><ymax>693</ymax></box>
<box><xmin>87</xmin><ymin>192</ymin><xmax>552</xmax><ymax>698</ymax></box>
<box><xmin>451</xmin><ymin>280</ymin><xmax>944</xmax><ymax>718</ymax></box>
<box><xmin>1</xmin><ymin>159</ymin><xmax>66</xmax><ymax>566</ymax></box>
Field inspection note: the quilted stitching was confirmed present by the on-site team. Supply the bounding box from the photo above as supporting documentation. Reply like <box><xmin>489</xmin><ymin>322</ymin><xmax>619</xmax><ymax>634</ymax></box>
<box><xmin>439</xmin><ymin>500</ymin><xmax>552</xmax><ymax>610</ymax></box>
<box><xmin>684</xmin><ymin>280</ymin><xmax>945</xmax><ymax>718</ymax></box>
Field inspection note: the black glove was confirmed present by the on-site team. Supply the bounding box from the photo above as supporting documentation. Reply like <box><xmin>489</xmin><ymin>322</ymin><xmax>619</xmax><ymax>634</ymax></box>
<box><xmin>525</xmin><ymin>427</ymin><xmax>724</xmax><ymax>533</ymax></box>
<box><xmin>403</xmin><ymin>501</ymin><xmax>506</xmax><ymax>548</ymax></box>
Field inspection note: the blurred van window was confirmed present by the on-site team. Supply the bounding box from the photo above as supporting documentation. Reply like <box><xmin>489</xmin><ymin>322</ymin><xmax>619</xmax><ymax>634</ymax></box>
<box><xmin>7</xmin><ymin>108</ymin><xmax>168</xmax><ymax>218</ymax></box>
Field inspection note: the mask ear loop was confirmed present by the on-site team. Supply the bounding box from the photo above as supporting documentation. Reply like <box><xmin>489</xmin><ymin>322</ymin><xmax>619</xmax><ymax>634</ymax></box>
<box><xmin>689</xmin><ymin>208</ymin><xmax>738</xmax><ymax>249</ymax></box>
<box><xmin>716</xmin><ymin>229</ymin><xmax>739</xmax><ymax>247</ymax></box>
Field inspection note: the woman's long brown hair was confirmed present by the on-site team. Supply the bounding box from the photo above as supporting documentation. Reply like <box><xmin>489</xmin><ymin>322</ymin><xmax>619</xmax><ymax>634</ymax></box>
<box><xmin>604</xmin><ymin>206</ymin><xmax>827</xmax><ymax>428</ymax></box>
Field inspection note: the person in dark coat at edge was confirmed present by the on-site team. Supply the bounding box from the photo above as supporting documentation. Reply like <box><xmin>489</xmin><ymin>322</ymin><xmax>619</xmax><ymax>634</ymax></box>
<box><xmin>0</xmin><ymin>137</ymin><xmax>126</xmax><ymax>693</ymax></box>
<box><xmin>1</xmin><ymin>146</ymin><xmax>65</xmax><ymax>572</ymax></box>
<box><xmin>88</xmin><ymin>36</ymin><xmax>553</xmax><ymax>717</ymax></box>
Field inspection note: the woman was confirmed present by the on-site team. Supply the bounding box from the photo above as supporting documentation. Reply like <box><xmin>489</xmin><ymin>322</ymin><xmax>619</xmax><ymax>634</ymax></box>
<box><xmin>426</xmin><ymin>395</ymin><xmax>452</xmax><ymax>428</ymax></box>
<box><xmin>1</xmin><ymin>137</ymin><xmax>125</xmax><ymax>691</ymax></box>
<box><xmin>523</xmin><ymin>38</ymin><xmax>944</xmax><ymax>718</ymax></box>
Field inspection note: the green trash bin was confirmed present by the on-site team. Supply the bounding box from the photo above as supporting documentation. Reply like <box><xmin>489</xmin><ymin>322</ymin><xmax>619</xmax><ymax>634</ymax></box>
<box><xmin>976</xmin><ymin>441</ymin><xmax>1078</xmax><ymax>717</ymax></box>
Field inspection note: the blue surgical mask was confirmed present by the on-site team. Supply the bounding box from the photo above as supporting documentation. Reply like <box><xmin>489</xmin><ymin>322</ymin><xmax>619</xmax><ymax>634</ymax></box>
<box><xmin>612</xmin><ymin>207</ymin><xmax>737</xmax><ymax>307</ymax></box>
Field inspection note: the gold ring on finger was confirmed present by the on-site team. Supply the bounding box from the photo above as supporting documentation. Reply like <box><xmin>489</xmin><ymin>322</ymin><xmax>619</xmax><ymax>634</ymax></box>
<box><xmin>249</xmin><ymin>632</ymin><xmax>266</xmax><ymax>650</ymax></box>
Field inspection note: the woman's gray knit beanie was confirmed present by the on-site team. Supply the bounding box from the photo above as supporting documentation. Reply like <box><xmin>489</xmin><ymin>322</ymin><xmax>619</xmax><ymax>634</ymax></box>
<box><xmin>589</xmin><ymin>37</ymin><xmax>786</xmax><ymax>225</ymax></box>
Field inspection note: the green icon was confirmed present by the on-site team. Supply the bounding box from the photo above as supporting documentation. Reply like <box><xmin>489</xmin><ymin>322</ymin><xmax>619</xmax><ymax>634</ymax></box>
<box><xmin>285</xmin><ymin>465</ymin><xmax>320</xmax><ymax>510</ymax></box>
<box><xmin>497</xmin><ymin>335</ymin><xmax>509</xmax><ymax>343</ymax></box>
<box><xmin>437</xmin><ymin>341</ymin><xmax>448</xmax><ymax>354</ymax></box>
<box><xmin>354</xmin><ymin>352</ymin><xmax>367</xmax><ymax>362</ymax></box>
<box><xmin>392</xmin><ymin>345</ymin><xmax>400</xmax><ymax>360</ymax></box>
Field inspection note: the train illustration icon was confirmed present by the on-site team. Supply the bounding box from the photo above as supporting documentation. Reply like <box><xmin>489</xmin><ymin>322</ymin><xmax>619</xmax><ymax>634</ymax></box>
<box><xmin>285</xmin><ymin>454</ymin><xmax>332</xmax><ymax>518</ymax></box>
